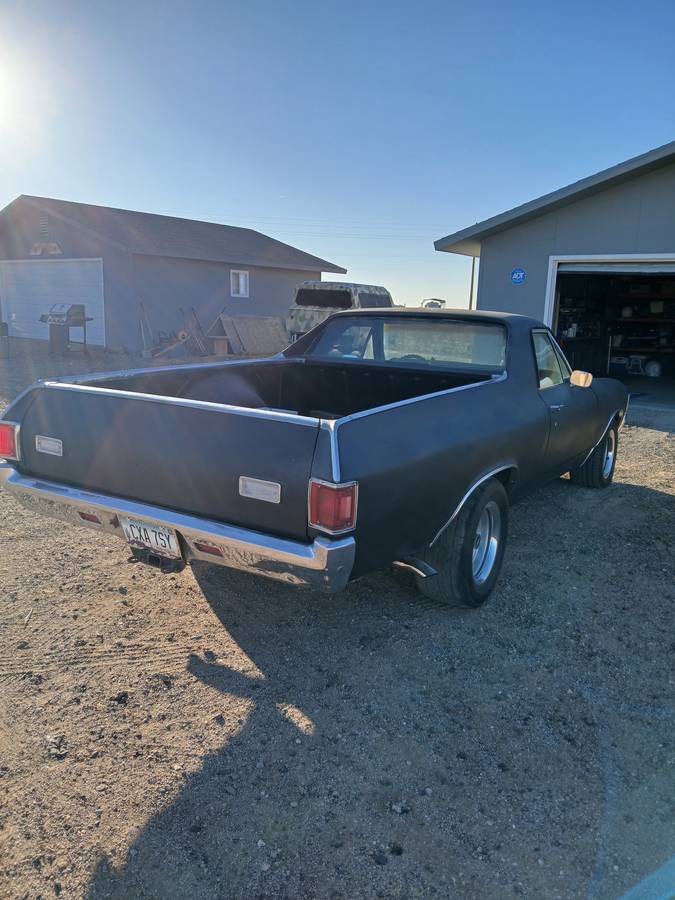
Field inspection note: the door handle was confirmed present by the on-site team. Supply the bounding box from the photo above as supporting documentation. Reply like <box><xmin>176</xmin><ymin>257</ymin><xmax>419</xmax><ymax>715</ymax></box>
<box><xmin>550</xmin><ymin>404</ymin><xmax>565</xmax><ymax>410</ymax></box>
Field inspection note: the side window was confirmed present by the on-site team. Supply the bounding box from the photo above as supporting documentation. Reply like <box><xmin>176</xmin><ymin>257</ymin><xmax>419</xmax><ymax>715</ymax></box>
<box><xmin>231</xmin><ymin>270</ymin><xmax>250</xmax><ymax>298</ymax></box>
<box><xmin>319</xmin><ymin>324</ymin><xmax>374</xmax><ymax>359</ymax></box>
<box><xmin>532</xmin><ymin>331</ymin><xmax>564</xmax><ymax>389</ymax></box>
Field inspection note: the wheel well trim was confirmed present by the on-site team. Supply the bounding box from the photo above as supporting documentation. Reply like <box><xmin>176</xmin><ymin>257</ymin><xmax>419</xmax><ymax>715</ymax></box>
<box><xmin>430</xmin><ymin>463</ymin><xmax>517</xmax><ymax>548</ymax></box>
<box><xmin>578</xmin><ymin>407</ymin><xmax>626</xmax><ymax>468</ymax></box>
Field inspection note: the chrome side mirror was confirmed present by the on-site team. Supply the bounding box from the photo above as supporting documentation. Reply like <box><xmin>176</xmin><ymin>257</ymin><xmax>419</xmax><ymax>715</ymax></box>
<box><xmin>570</xmin><ymin>370</ymin><xmax>593</xmax><ymax>388</ymax></box>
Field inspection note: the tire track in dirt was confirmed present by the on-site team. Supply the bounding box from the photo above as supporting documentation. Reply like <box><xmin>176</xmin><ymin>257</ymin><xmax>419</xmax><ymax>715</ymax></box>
<box><xmin>0</xmin><ymin>620</ymin><xmax>264</xmax><ymax>678</ymax></box>
<box><xmin>0</xmin><ymin>641</ymin><xmax>206</xmax><ymax>678</ymax></box>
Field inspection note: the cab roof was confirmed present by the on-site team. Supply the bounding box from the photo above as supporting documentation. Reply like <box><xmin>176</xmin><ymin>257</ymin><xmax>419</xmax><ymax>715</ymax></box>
<box><xmin>299</xmin><ymin>281</ymin><xmax>391</xmax><ymax>292</ymax></box>
<box><xmin>331</xmin><ymin>306</ymin><xmax>545</xmax><ymax>331</ymax></box>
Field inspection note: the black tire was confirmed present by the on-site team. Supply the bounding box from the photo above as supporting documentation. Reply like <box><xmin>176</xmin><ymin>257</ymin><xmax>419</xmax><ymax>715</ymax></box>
<box><xmin>570</xmin><ymin>422</ymin><xmax>618</xmax><ymax>489</ymax></box>
<box><xmin>415</xmin><ymin>478</ymin><xmax>509</xmax><ymax>608</ymax></box>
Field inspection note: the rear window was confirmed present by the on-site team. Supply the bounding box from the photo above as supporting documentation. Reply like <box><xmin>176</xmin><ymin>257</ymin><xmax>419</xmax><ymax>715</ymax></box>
<box><xmin>294</xmin><ymin>288</ymin><xmax>352</xmax><ymax>309</ymax></box>
<box><xmin>307</xmin><ymin>316</ymin><xmax>507</xmax><ymax>370</ymax></box>
<box><xmin>358</xmin><ymin>291</ymin><xmax>391</xmax><ymax>308</ymax></box>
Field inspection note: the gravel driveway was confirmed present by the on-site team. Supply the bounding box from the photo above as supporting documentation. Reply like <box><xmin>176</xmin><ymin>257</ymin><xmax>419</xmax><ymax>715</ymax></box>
<box><xmin>1</xmin><ymin>346</ymin><xmax>674</xmax><ymax>899</ymax></box>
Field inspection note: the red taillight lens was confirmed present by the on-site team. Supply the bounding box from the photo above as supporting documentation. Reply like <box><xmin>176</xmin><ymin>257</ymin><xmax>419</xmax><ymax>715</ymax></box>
<box><xmin>308</xmin><ymin>480</ymin><xmax>358</xmax><ymax>534</ymax></box>
<box><xmin>0</xmin><ymin>422</ymin><xmax>19</xmax><ymax>460</ymax></box>
<box><xmin>194</xmin><ymin>541</ymin><xmax>223</xmax><ymax>557</ymax></box>
<box><xmin>78</xmin><ymin>511</ymin><xmax>101</xmax><ymax>524</ymax></box>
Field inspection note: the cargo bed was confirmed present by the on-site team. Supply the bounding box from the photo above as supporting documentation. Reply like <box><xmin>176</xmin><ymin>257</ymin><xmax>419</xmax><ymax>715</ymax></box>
<box><xmin>80</xmin><ymin>357</ymin><xmax>490</xmax><ymax>418</ymax></box>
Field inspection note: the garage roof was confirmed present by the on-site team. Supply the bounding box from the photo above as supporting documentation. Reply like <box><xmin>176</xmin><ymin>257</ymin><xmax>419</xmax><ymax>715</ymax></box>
<box><xmin>435</xmin><ymin>139</ymin><xmax>675</xmax><ymax>257</ymax></box>
<box><xmin>7</xmin><ymin>195</ymin><xmax>347</xmax><ymax>274</ymax></box>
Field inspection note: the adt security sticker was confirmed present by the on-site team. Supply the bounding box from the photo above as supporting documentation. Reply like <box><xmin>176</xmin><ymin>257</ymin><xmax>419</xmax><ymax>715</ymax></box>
<box><xmin>510</xmin><ymin>267</ymin><xmax>526</xmax><ymax>285</ymax></box>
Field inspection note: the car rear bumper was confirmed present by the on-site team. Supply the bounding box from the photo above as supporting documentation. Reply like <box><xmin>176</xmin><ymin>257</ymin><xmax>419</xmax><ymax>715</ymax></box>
<box><xmin>0</xmin><ymin>465</ymin><xmax>355</xmax><ymax>592</ymax></box>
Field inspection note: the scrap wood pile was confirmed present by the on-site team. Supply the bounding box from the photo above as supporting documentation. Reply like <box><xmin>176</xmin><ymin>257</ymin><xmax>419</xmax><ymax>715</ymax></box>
<box><xmin>206</xmin><ymin>313</ymin><xmax>288</xmax><ymax>357</ymax></box>
<box><xmin>138</xmin><ymin>304</ymin><xmax>289</xmax><ymax>360</ymax></box>
<box><xmin>139</xmin><ymin>304</ymin><xmax>210</xmax><ymax>359</ymax></box>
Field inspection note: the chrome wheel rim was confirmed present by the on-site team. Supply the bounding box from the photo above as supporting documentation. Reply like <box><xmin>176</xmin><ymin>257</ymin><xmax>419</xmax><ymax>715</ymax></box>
<box><xmin>602</xmin><ymin>430</ymin><xmax>616</xmax><ymax>479</ymax></box>
<box><xmin>472</xmin><ymin>500</ymin><xmax>501</xmax><ymax>586</ymax></box>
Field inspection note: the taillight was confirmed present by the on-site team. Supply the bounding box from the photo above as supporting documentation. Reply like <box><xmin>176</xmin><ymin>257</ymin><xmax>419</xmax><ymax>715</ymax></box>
<box><xmin>194</xmin><ymin>541</ymin><xmax>223</xmax><ymax>557</ymax></box>
<box><xmin>308</xmin><ymin>479</ymin><xmax>358</xmax><ymax>534</ymax></box>
<box><xmin>78</xmin><ymin>511</ymin><xmax>101</xmax><ymax>524</ymax></box>
<box><xmin>0</xmin><ymin>422</ymin><xmax>19</xmax><ymax>461</ymax></box>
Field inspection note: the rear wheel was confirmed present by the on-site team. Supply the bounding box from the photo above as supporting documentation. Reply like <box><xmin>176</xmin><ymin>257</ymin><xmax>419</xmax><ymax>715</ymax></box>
<box><xmin>570</xmin><ymin>423</ymin><xmax>618</xmax><ymax>488</ymax></box>
<box><xmin>416</xmin><ymin>478</ymin><xmax>509</xmax><ymax>608</ymax></box>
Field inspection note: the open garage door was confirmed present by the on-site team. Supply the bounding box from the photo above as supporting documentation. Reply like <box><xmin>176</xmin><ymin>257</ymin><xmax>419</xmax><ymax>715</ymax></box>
<box><xmin>0</xmin><ymin>259</ymin><xmax>105</xmax><ymax>345</ymax></box>
<box><xmin>552</xmin><ymin>261</ymin><xmax>675</xmax><ymax>407</ymax></box>
<box><xmin>558</xmin><ymin>261</ymin><xmax>675</xmax><ymax>275</ymax></box>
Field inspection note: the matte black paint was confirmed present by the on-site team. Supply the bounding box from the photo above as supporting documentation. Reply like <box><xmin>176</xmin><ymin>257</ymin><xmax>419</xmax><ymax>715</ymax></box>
<box><xmin>17</xmin><ymin>386</ymin><xmax>320</xmax><ymax>541</ymax></box>
<box><xmin>3</xmin><ymin>309</ymin><xmax>628</xmax><ymax>584</ymax></box>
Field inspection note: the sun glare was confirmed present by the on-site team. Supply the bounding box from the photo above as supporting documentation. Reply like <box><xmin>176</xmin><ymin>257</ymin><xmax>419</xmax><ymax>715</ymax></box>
<box><xmin>0</xmin><ymin>64</ymin><xmax>12</xmax><ymax>124</ymax></box>
<box><xmin>0</xmin><ymin>49</ymin><xmax>53</xmax><ymax>150</ymax></box>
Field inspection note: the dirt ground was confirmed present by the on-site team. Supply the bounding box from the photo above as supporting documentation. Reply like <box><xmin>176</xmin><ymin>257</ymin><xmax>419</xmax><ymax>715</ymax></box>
<box><xmin>1</xmin><ymin>344</ymin><xmax>674</xmax><ymax>900</ymax></box>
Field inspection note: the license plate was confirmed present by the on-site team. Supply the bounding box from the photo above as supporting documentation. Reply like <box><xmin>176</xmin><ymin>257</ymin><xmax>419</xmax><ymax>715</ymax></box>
<box><xmin>119</xmin><ymin>516</ymin><xmax>182</xmax><ymax>559</ymax></box>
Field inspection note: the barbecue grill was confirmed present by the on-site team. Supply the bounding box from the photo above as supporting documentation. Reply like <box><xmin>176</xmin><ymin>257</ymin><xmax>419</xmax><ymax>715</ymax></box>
<box><xmin>39</xmin><ymin>304</ymin><xmax>93</xmax><ymax>354</ymax></box>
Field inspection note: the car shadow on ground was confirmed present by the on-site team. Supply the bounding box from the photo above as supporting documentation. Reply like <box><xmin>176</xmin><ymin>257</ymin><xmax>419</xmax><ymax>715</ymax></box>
<box><xmin>86</xmin><ymin>478</ymin><xmax>675</xmax><ymax>900</ymax></box>
<box><xmin>86</xmin><ymin>565</ymin><xmax>474</xmax><ymax>900</ymax></box>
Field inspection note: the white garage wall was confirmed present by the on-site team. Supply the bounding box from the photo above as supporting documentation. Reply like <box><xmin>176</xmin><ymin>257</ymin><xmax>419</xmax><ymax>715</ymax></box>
<box><xmin>0</xmin><ymin>259</ymin><xmax>105</xmax><ymax>345</ymax></box>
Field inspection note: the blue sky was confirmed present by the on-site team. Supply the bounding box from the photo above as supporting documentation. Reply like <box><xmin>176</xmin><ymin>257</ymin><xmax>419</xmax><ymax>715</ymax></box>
<box><xmin>0</xmin><ymin>0</ymin><xmax>674</xmax><ymax>305</ymax></box>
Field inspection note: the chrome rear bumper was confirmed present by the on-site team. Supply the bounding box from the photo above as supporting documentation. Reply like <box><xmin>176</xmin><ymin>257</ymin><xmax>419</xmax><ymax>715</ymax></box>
<box><xmin>0</xmin><ymin>465</ymin><xmax>355</xmax><ymax>592</ymax></box>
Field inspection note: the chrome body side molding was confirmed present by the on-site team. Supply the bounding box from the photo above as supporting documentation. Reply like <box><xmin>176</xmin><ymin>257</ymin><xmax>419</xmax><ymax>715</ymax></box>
<box><xmin>578</xmin><ymin>406</ymin><xmax>627</xmax><ymax>468</ymax></box>
<box><xmin>0</xmin><ymin>466</ymin><xmax>355</xmax><ymax>592</ymax></box>
<box><xmin>429</xmin><ymin>463</ymin><xmax>516</xmax><ymax>548</ymax></box>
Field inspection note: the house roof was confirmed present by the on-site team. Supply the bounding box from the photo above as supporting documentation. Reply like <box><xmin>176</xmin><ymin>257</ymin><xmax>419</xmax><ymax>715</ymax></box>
<box><xmin>9</xmin><ymin>195</ymin><xmax>347</xmax><ymax>273</ymax></box>
<box><xmin>435</xmin><ymin>139</ymin><xmax>675</xmax><ymax>257</ymax></box>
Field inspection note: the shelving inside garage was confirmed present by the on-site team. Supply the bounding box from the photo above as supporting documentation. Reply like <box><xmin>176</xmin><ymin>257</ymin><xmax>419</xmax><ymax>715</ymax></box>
<box><xmin>554</xmin><ymin>271</ymin><xmax>675</xmax><ymax>380</ymax></box>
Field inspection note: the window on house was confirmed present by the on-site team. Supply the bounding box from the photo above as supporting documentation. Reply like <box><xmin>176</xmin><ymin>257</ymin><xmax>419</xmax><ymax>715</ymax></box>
<box><xmin>231</xmin><ymin>270</ymin><xmax>250</xmax><ymax>298</ymax></box>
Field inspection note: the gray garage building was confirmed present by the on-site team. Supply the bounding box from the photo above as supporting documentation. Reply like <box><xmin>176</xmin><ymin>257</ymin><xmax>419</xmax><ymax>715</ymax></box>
<box><xmin>0</xmin><ymin>195</ymin><xmax>345</xmax><ymax>351</ymax></box>
<box><xmin>436</xmin><ymin>140</ymin><xmax>675</xmax><ymax>383</ymax></box>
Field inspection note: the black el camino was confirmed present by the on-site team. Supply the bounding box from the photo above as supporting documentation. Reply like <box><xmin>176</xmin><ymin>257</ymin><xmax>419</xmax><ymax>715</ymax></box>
<box><xmin>0</xmin><ymin>309</ymin><xmax>628</xmax><ymax>608</ymax></box>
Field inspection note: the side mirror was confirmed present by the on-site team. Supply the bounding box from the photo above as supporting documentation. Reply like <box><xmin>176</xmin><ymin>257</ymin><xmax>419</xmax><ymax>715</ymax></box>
<box><xmin>570</xmin><ymin>370</ymin><xmax>593</xmax><ymax>388</ymax></box>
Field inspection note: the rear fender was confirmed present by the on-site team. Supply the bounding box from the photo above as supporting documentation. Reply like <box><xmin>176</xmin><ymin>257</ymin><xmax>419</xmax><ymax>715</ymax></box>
<box><xmin>430</xmin><ymin>463</ymin><xmax>518</xmax><ymax>547</ymax></box>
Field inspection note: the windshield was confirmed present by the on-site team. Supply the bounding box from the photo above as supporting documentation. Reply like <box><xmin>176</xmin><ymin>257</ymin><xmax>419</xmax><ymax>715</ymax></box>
<box><xmin>306</xmin><ymin>316</ymin><xmax>507</xmax><ymax>370</ymax></box>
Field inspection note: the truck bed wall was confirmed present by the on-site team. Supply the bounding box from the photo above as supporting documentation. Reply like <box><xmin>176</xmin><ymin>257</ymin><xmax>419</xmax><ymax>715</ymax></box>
<box><xmin>331</xmin><ymin>377</ymin><xmax>551</xmax><ymax>577</ymax></box>
<box><xmin>86</xmin><ymin>359</ymin><xmax>489</xmax><ymax>418</ymax></box>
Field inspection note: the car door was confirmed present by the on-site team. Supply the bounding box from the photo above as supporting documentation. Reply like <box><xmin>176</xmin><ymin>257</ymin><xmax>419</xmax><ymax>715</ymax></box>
<box><xmin>532</xmin><ymin>329</ymin><xmax>597</xmax><ymax>470</ymax></box>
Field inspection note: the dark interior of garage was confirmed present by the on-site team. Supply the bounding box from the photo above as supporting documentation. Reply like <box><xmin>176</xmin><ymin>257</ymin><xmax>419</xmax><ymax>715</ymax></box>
<box><xmin>555</xmin><ymin>272</ymin><xmax>675</xmax><ymax>399</ymax></box>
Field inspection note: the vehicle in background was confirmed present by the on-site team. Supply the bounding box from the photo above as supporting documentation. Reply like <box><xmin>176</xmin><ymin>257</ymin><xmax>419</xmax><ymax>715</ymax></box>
<box><xmin>421</xmin><ymin>298</ymin><xmax>446</xmax><ymax>308</ymax></box>
<box><xmin>286</xmin><ymin>281</ymin><xmax>393</xmax><ymax>341</ymax></box>
<box><xmin>0</xmin><ymin>309</ymin><xmax>628</xmax><ymax>608</ymax></box>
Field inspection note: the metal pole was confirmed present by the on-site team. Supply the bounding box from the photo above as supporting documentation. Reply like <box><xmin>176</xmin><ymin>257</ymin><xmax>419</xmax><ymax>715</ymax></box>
<box><xmin>468</xmin><ymin>257</ymin><xmax>476</xmax><ymax>309</ymax></box>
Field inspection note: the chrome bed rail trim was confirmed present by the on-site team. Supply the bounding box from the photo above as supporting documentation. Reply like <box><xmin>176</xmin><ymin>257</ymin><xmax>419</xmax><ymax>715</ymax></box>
<box><xmin>335</xmin><ymin>370</ymin><xmax>507</xmax><ymax>428</ymax></box>
<box><xmin>320</xmin><ymin>371</ymin><xmax>507</xmax><ymax>486</ymax></box>
<box><xmin>15</xmin><ymin>363</ymin><xmax>505</xmax><ymax>487</ymax></box>
<box><xmin>320</xmin><ymin>420</ymin><xmax>342</xmax><ymax>482</ymax></box>
<box><xmin>41</xmin><ymin>381</ymin><xmax>320</xmax><ymax>428</ymax></box>
<box><xmin>0</xmin><ymin>466</ymin><xmax>355</xmax><ymax>592</ymax></box>
<box><xmin>51</xmin><ymin>354</ymin><xmax>289</xmax><ymax>386</ymax></box>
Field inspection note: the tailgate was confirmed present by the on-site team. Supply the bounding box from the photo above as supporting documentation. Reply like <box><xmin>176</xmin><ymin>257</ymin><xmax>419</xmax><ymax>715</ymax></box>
<box><xmin>17</xmin><ymin>384</ymin><xmax>320</xmax><ymax>541</ymax></box>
